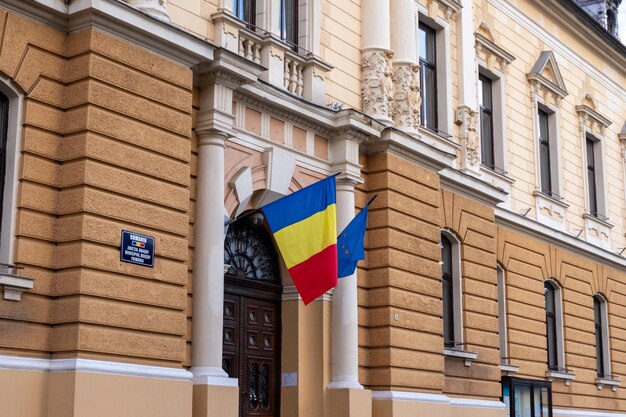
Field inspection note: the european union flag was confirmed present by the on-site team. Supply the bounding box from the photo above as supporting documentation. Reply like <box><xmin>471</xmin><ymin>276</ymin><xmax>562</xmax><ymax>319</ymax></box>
<box><xmin>337</xmin><ymin>196</ymin><xmax>376</xmax><ymax>278</ymax></box>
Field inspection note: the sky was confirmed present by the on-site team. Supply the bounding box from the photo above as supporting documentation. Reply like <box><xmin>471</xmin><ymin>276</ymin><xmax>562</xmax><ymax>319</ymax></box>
<box><xmin>620</xmin><ymin>2</ymin><xmax>626</xmax><ymax>43</ymax></box>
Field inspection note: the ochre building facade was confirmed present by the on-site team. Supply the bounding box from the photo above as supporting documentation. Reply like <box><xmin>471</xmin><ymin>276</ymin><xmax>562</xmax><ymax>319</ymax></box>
<box><xmin>0</xmin><ymin>1</ymin><xmax>624</xmax><ymax>417</ymax></box>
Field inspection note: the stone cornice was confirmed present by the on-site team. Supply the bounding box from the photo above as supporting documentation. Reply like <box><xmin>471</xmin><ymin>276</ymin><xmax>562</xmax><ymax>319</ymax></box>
<box><xmin>439</xmin><ymin>167</ymin><xmax>508</xmax><ymax>207</ymax></box>
<box><xmin>527</xmin><ymin>0</ymin><xmax>626</xmax><ymax>71</ymax></box>
<box><xmin>194</xmin><ymin>48</ymin><xmax>265</xmax><ymax>88</ymax></box>
<box><xmin>496</xmin><ymin>207</ymin><xmax>626</xmax><ymax>272</ymax></box>
<box><xmin>362</xmin><ymin>128</ymin><xmax>456</xmax><ymax>173</ymax></box>
<box><xmin>0</xmin><ymin>0</ymin><xmax>216</xmax><ymax>66</ymax></box>
<box><xmin>234</xmin><ymin>85</ymin><xmax>385</xmax><ymax>141</ymax></box>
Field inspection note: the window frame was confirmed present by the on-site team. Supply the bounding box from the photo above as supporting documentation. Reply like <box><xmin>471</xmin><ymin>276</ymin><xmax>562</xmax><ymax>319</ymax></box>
<box><xmin>502</xmin><ymin>376</ymin><xmax>552</xmax><ymax>417</ymax></box>
<box><xmin>0</xmin><ymin>77</ymin><xmax>22</xmax><ymax>266</ymax></box>
<box><xmin>535</xmin><ymin>104</ymin><xmax>562</xmax><ymax>200</ymax></box>
<box><xmin>234</xmin><ymin>0</ymin><xmax>257</xmax><ymax>28</ymax></box>
<box><xmin>279</xmin><ymin>0</ymin><xmax>298</xmax><ymax>51</ymax></box>
<box><xmin>544</xmin><ymin>280</ymin><xmax>565</xmax><ymax>372</ymax></box>
<box><xmin>497</xmin><ymin>265</ymin><xmax>508</xmax><ymax>364</ymax></box>
<box><xmin>593</xmin><ymin>294</ymin><xmax>611</xmax><ymax>378</ymax></box>
<box><xmin>477</xmin><ymin>68</ymin><xmax>507</xmax><ymax>175</ymax></box>
<box><xmin>584</xmin><ymin>133</ymin><xmax>607</xmax><ymax>219</ymax></box>
<box><xmin>441</xmin><ymin>230</ymin><xmax>463</xmax><ymax>350</ymax></box>
<box><xmin>416</xmin><ymin>11</ymin><xmax>451</xmax><ymax>136</ymax></box>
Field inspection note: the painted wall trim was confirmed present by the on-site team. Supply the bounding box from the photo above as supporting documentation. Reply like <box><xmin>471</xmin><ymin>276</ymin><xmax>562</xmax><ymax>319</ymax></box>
<box><xmin>371</xmin><ymin>390</ymin><xmax>505</xmax><ymax>409</ymax></box>
<box><xmin>0</xmin><ymin>355</ymin><xmax>193</xmax><ymax>381</ymax></box>
<box><xmin>0</xmin><ymin>0</ymin><xmax>215</xmax><ymax>66</ymax></box>
<box><xmin>554</xmin><ymin>409</ymin><xmax>626</xmax><ymax>417</ymax></box>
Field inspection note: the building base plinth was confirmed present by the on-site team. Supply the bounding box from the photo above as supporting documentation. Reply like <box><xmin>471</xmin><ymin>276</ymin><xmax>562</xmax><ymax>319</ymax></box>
<box><xmin>193</xmin><ymin>383</ymin><xmax>239</xmax><ymax>417</ymax></box>
<box><xmin>327</xmin><ymin>388</ymin><xmax>372</xmax><ymax>417</ymax></box>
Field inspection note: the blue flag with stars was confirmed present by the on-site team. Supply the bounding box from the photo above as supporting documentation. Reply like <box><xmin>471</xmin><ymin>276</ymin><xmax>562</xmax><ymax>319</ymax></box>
<box><xmin>337</xmin><ymin>196</ymin><xmax>376</xmax><ymax>278</ymax></box>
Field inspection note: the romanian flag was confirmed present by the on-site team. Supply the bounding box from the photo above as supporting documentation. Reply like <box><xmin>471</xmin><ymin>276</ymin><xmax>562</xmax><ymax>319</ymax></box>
<box><xmin>262</xmin><ymin>176</ymin><xmax>338</xmax><ymax>304</ymax></box>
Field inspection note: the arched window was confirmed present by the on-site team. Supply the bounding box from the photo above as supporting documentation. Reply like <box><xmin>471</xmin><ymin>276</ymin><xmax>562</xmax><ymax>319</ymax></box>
<box><xmin>497</xmin><ymin>265</ymin><xmax>508</xmax><ymax>363</ymax></box>
<box><xmin>544</xmin><ymin>280</ymin><xmax>564</xmax><ymax>371</ymax></box>
<box><xmin>441</xmin><ymin>230</ymin><xmax>462</xmax><ymax>350</ymax></box>
<box><xmin>593</xmin><ymin>294</ymin><xmax>610</xmax><ymax>378</ymax></box>
<box><xmin>0</xmin><ymin>92</ymin><xmax>8</xmax><ymax>239</ymax></box>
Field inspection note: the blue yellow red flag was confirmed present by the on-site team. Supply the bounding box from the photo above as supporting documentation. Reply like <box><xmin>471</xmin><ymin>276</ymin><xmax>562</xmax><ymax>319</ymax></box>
<box><xmin>337</xmin><ymin>195</ymin><xmax>376</xmax><ymax>278</ymax></box>
<box><xmin>262</xmin><ymin>175</ymin><xmax>338</xmax><ymax>304</ymax></box>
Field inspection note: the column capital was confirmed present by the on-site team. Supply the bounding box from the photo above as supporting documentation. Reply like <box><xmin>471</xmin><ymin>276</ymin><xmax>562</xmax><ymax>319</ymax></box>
<box><xmin>197</xmin><ymin>130</ymin><xmax>229</xmax><ymax>148</ymax></box>
<box><xmin>194</xmin><ymin>49</ymin><xmax>265</xmax><ymax>89</ymax></box>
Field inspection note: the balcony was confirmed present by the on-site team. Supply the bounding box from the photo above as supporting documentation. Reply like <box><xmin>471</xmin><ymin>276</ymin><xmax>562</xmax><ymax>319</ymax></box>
<box><xmin>212</xmin><ymin>11</ymin><xmax>332</xmax><ymax>104</ymax></box>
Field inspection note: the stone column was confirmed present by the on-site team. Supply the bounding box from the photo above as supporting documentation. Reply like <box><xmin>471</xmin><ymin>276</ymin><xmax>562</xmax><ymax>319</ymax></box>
<box><xmin>329</xmin><ymin>175</ymin><xmax>362</xmax><ymax>389</ymax></box>
<box><xmin>390</xmin><ymin>0</ymin><xmax>420</xmax><ymax>132</ymax></box>
<box><xmin>361</xmin><ymin>0</ymin><xmax>393</xmax><ymax>124</ymax></box>
<box><xmin>456</xmin><ymin>0</ymin><xmax>480</xmax><ymax>172</ymax></box>
<box><xmin>327</xmin><ymin>129</ymin><xmax>371</xmax><ymax>417</ymax></box>
<box><xmin>191</xmin><ymin>129</ymin><xmax>231</xmax><ymax>383</ymax></box>
<box><xmin>191</xmin><ymin>50</ymin><xmax>263</xmax><ymax>417</ymax></box>
<box><xmin>124</xmin><ymin>0</ymin><xmax>170</xmax><ymax>22</ymax></box>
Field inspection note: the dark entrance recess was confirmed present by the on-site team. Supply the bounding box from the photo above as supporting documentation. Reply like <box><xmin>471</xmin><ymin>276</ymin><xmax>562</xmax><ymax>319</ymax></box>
<box><xmin>223</xmin><ymin>219</ymin><xmax>282</xmax><ymax>417</ymax></box>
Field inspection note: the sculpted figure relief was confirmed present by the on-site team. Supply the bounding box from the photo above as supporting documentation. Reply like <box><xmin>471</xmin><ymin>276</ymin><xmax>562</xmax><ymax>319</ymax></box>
<box><xmin>361</xmin><ymin>50</ymin><xmax>394</xmax><ymax>120</ymax></box>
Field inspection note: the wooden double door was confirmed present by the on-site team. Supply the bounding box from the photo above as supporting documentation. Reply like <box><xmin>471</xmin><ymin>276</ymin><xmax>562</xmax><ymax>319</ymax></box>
<box><xmin>223</xmin><ymin>280</ymin><xmax>281</xmax><ymax>417</ymax></box>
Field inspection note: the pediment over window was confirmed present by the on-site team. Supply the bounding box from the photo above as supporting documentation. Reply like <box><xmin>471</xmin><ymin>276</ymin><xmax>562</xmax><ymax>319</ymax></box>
<box><xmin>527</xmin><ymin>51</ymin><xmax>568</xmax><ymax>102</ymax></box>
<box><xmin>475</xmin><ymin>23</ymin><xmax>516</xmax><ymax>71</ymax></box>
<box><xmin>576</xmin><ymin>94</ymin><xmax>612</xmax><ymax>136</ymax></box>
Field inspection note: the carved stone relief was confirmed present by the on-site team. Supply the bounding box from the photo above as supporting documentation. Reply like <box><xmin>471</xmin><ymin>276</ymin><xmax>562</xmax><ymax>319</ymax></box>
<box><xmin>457</xmin><ymin>105</ymin><xmax>480</xmax><ymax>168</ymax></box>
<box><xmin>361</xmin><ymin>49</ymin><xmax>394</xmax><ymax>122</ymax></box>
<box><xmin>392</xmin><ymin>64</ymin><xmax>420</xmax><ymax>131</ymax></box>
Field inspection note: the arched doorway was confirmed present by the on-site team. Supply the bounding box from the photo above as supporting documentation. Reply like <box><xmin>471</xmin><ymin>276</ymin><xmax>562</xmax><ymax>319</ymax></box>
<box><xmin>223</xmin><ymin>218</ymin><xmax>281</xmax><ymax>417</ymax></box>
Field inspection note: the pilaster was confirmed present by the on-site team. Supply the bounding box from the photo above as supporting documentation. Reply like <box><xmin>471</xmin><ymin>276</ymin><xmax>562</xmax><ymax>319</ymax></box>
<box><xmin>456</xmin><ymin>0</ymin><xmax>480</xmax><ymax>173</ymax></box>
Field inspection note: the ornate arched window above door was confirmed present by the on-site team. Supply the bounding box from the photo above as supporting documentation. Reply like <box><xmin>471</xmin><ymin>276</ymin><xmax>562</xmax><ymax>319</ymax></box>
<box><xmin>224</xmin><ymin>219</ymin><xmax>280</xmax><ymax>284</ymax></box>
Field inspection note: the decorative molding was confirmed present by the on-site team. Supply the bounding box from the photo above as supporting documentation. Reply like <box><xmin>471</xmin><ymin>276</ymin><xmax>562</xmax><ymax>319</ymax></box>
<box><xmin>554</xmin><ymin>409</ymin><xmax>626</xmax><ymax>417</ymax></box>
<box><xmin>0</xmin><ymin>356</ymin><xmax>193</xmax><ymax>381</ymax></box>
<box><xmin>496</xmin><ymin>207</ymin><xmax>626</xmax><ymax>272</ymax></box>
<box><xmin>234</xmin><ymin>91</ymin><xmax>334</xmax><ymax>137</ymax></box>
<box><xmin>0</xmin><ymin>271</ymin><xmax>34</xmax><ymax>301</ymax></box>
<box><xmin>372</xmin><ymin>390</ymin><xmax>505</xmax><ymax>410</ymax></box>
<box><xmin>439</xmin><ymin>167</ymin><xmax>507</xmax><ymax>207</ymax></box>
<box><xmin>527</xmin><ymin>51</ymin><xmax>568</xmax><ymax>105</ymax></box>
<box><xmin>490</xmin><ymin>0</ymin><xmax>625</xmax><ymax>101</ymax></box>
<box><xmin>499</xmin><ymin>363</ymin><xmax>520</xmax><ymax>374</ymax></box>
<box><xmin>0</xmin><ymin>0</ymin><xmax>215</xmax><ymax>66</ymax></box>
<box><xmin>595</xmin><ymin>377</ymin><xmax>621</xmax><ymax>392</ymax></box>
<box><xmin>361</xmin><ymin>49</ymin><xmax>394</xmax><ymax>123</ymax></box>
<box><xmin>475</xmin><ymin>31</ymin><xmax>516</xmax><ymax>71</ymax></box>
<box><xmin>546</xmin><ymin>369</ymin><xmax>576</xmax><ymax>386</ymax></box>
<box><xmin>124</xmin><ymin>0</ymin><xmax>170</xmax><ymax>22</ymax></box>
<box><xmin>444</xmin><ymin>348</ymin><xmax>478</xmax><ymax>367</ymax></box>
<box><xmin>576</xmin><ymin>104</ymin><xmax>612</xmax><ymax>136</ymax></box>
<box><xmin>392</xmin><ymin>64</ymin><xmax>420</xmax><ymax>131</ymax></box>
<box><xmin>456</xmin><ymin>105</ymin><xmax>480</xmax><ymax>169</ymax></box>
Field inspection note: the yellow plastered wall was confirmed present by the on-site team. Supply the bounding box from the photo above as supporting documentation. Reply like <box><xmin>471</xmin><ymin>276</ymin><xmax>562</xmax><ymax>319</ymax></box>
<box><xmin>476</xmin><ymin>0</ymin><xmax>626</xmax><ymax>249</ymax></box>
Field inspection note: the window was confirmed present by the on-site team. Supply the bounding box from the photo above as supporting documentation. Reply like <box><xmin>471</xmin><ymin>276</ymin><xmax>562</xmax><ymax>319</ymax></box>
<box><xmin>544</xmin><ymin>281</ymin><xmax>564</xmax><ymax>371</ymax></box>
<box><xmin>479</xmin><ymin>74</ymin><xmax>494</xmax><ymax>169</ymax></box>
<box><xmin>419</xmin><ymin>23</ymin><xmax>437</xmax><ymax>130</ymax></box>
<box><xmin>234</xmin><ymin>0</ymin><xmax>256</xmax><ymax>28</ymax></box>
<box><xmin>538</xmin><ymin>109</ymin><xmax>552</xmax><ymax>196</ymax></box>
<box><xmin>593</xmin><ymin>295</ymin><xmax>610</xmax><ymax>378</ymax></box>
<box><xmin>502</xmin><ymin>377</ymin><xmax>552</xmax><ymax>417</ymax></box>
<box><xmin>279</xmin><ymin>0</ymin><xmax>298</xmax><ymax>49</ymax></box>
<box><xmin>441</xmin><ymin>230</ymin><xmax>464</xmax><ymax>353</ymax></box>
<box><xmin>0</xmin><ymin>92</ymin><xmax>7</xmax><ymax>238</ymax></box>
<box><xmin>441</xmin><ymin>235</ymin><xmax>454</xmax><ymax>348</ymax></box>
<box><xmin>497</xmin><ymin>265</ymin><xmax>508</xmax><ymax>363</ymax></box>
<box><xmin>607</xmin><ymin>10</ymin><xmax>616</xmax><ymax>35</ymax></box>
<box><xmin>584</xmin><ymin>135</ymin><xmax>606</xmax><ymax>218</ymax></box>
